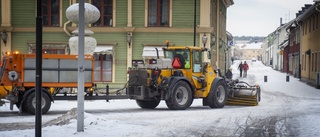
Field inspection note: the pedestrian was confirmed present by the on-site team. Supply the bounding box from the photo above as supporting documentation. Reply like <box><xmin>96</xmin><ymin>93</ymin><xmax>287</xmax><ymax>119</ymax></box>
<box><xmin>231</xmin><ymin>57</ymin><xmax>234</xmax><ymax>64</ymax></box>
<box><xmin>238</xmin><ymin>61</ymin><xmax>243</xmax><ymax>78</ymax></box>
<box><xmin>225</xmin><ymin>67</ymin><xmax>233</xmax><ymax>79</ymax></box>
<box><xmin>242</xmin><ymin>61</ymin><xmax>249</xmax><ymax>78</ymax></box>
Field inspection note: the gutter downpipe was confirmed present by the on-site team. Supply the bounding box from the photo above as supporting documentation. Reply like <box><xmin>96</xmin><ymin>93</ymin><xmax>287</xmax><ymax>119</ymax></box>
<box><xmin>296</xmin><ymin>21</ymin><xmax>302</xmax><ymax>79</ymax></box>
<box><xmin>216</xmin><ymin>0</ymin><xmax>220</xmax><ymax>69</ymax></box>
<box><xmin>63</xmin><ymin>20</ymin><xmax>72</xmax><ymax>37</ymax></box>
<box><xmin>64</xmin><ymin>0</ymin><xmax>73</xmax><ymax>37</ymax></box>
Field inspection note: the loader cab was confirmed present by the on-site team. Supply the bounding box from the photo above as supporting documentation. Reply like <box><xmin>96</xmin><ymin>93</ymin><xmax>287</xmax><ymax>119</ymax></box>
<box><xmin>163</xmin><ymin>47</ymin><xmax>203</xmax><ymax>72</ymax></box>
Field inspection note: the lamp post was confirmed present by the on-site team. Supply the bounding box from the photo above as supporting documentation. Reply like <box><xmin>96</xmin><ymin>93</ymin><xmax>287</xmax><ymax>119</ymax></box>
<box><xmin>202</xmin><ymin>34</ymin><xmax>207</xmax><ymax>48</ymax></box>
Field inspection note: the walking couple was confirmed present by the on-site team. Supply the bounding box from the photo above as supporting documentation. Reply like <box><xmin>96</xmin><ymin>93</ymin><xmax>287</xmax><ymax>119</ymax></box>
<box><xmin>238</xmin><ymin>61</ymin><xmax>249</xmax><ymax>78</ymax></box>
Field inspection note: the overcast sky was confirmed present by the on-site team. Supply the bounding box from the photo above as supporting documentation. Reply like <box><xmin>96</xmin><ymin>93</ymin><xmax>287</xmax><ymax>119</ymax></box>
<box><xmin>227</xmin><ymin>0</ymin><xmax>314</xmax><ymax>37</ymax></box>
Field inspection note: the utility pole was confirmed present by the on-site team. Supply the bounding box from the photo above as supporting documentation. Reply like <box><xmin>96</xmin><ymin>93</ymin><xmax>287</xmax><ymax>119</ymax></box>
<box><xmin>35</xmin><ymin>0</ymin><xmax>43</xmax><ymax>136</ymax></box>
<box><xmin>193</xmin><ymin>0</ymin><xmax>196</xmax><ymax>46</ymax></box>
<box><xmin>77</xmin><ymin>0</ymin><xmax>85</xmax><ymax>132</ymax></box>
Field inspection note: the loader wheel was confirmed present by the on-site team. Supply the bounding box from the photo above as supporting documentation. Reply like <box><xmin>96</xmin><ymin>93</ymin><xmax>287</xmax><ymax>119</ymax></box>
<box><xmin>22</xmin><ymin>92</ymin><xmax>51</xmax><ymax>114</ymax></box>
<box><xmin>205</xmin><ymin>80</ymin><xmax>227</xmax><ymax>108</ymax></box>
<box><xmin>165</xmin><ymin>80</ymin><xmax>192</xmax><ymax>110</ymax></box>
<box><xmin>136</xmin><ymin>99</ymin><xmax>161</xmax><ymax>109</ymax></box>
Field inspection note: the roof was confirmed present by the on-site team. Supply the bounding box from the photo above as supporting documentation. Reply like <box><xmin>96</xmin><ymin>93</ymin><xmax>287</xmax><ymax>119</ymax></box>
<box><xmin>236</xmin><ymin>42</ymin><xmax>262</xmax><ymax>50</ymax></box>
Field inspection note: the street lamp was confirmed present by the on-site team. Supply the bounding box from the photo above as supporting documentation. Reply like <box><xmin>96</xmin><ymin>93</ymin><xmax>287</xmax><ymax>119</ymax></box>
<box><xmin>202</xmin><ymin>34</ymin><xmax>207</xmax><ymax>48</ymax></box>
<box><xmin>1</xmin><ymin>31</ymin><xmax>8</xmax><ymax>46</ymax></box>
<box><xmin>211</xmin><ymin>34</ymin><xmax>216</xmax><ymax>46</ymax></box>
<box><xmin>219</xmin><ymin>39</ymin><xmax>223</xmax><ymax>48</ymax></box>
<box><xmin>127</xmin><ymin>33</ymin><xmax>132</xmax><ymax>48</ymax></box>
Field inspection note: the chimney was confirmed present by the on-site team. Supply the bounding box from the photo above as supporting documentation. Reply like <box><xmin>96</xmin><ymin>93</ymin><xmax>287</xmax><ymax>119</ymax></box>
<box><xmin>280</xmin><ymin>17</ymin><xmax>283</xmax><ymax>26</ymax></box>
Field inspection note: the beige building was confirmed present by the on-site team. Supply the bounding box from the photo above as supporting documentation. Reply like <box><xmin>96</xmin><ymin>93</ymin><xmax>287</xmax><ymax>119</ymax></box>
<box><xmin>296</xmin><ymin>3</ymin><xmax>320</xmax><ymax>87</ymax></box>
<box><xmin>234</xmin><ymin>42</ymin><xmax>262</xmax><ymax>61</ymax></box>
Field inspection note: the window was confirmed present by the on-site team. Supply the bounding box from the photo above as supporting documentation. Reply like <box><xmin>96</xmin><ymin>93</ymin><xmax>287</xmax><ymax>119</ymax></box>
<box><xmin>42</xmin><ymin>0</ymin><xmax>60</xmax><ymax>27</ymax></box>
<box><xmin>302</xmin><ymin>55</ymin><xmax>306</xmax><ymax>70</ymax></box>
<box><xmin>92</xmin><ymin>0</ymin><xmax>113</xmax><ymax>27</ymax></box>
<box><xmin>148</xmin><ymin>0</ymin><xmax>169</xmax><ymax>27</ymax></box>
<box><xmin>309</xmin><ymin>18</ymin><xmax>311</xmax><ymax>33</ymax></box>
<box><xmin>192</xmin><ymin>50</ymin><xmax>202</xmax><ymax>72</ymax></box>
<box><xmin>315</xmin><ymin>52</ymin><xmax>318</xmax><ymax>72</ymax></box>
<box><xmin>29</xmin><ymin>43</ymin><xmax>67</xmax><ymax>54</ymax></box>
<box><xmin>32</xmin><ymin>49</ymin><xmax>65</xmax><ymax>54</ymax></box>
<box><xmin>312</xmin><ymin>53</ymin><xmax>314</xmax><ymax>71</ymax></box>
<box><xmin>93</xmin><ymin>46</ymin><xmax>113</xmax><ymax>82</ymax></box>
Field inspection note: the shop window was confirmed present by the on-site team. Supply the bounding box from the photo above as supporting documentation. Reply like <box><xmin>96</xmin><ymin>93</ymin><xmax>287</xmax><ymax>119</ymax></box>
<box><xmin>93</xmin><ymin>46</ymin><xmax>114</xmax><ymax>82</ymax></box>
<box><xmin>94</xmin><ymin>53</ymin><xmax>112</xmax><ymax>82</ymax></box>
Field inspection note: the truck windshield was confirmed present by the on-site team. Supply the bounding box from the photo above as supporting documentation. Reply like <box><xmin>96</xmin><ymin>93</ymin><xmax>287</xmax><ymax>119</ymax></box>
<box><xmin>0</xmin><ymin>58</ymin><xmax>8</xmax><ymax>82</ymax></box>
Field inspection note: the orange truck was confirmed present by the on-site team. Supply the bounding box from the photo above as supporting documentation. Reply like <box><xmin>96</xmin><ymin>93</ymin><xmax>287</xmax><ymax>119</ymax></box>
<box><xmin>0</xmin><ymin>53</ymin><xmax>109</xmax><ymax>114</ymax></box>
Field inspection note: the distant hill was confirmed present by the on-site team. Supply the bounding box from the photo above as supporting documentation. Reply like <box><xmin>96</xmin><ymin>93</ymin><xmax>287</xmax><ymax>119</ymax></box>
<box><xmin>234</xmin><ymin>36</ymin><xmax>265</xmax><ymax>43</ymax></box>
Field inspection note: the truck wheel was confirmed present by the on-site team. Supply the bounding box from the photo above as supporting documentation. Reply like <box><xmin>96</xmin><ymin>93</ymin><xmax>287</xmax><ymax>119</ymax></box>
<box><xmin>205</xmin><ymin>80</ymin><xmax>227</xmax><ymax>108</ymax></box>
<box><xmin>136</xmin><ymin>99</ymin><xmax>160</xmax><ymax>109</ymax></box>
<box><xmin>22</xmin><ymin>92</ymin><xmax>51</xmax><ymax>114</ymax></box>
<box><xmin>165</xmin><ymin>80</ymin><xmax>192</xmax><ymax>110</ymax></box>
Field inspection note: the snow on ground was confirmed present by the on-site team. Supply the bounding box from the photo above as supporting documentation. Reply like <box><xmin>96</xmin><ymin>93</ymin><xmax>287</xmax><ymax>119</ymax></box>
<box><xmin>1</xmin><ymin>60</ymin><xmax>320</xmax><ymax>137</ymax></box>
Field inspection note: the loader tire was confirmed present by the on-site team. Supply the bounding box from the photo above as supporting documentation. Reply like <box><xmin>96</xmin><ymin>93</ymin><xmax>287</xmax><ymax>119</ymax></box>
<box><xmin>136</xmin><ymin>99</ymin><xmax>160</xmax><ymax>109</ymax></box>
<box><xmin>22</xmin><ymin>92</ymin><xmax>51</xmax><ymax>115</ymax></box>
<box><xmin>205</xmin><ymin>80</ymin><xmax>227</xmax><ymax>108</ymax></box>
<box><xmin>165</xmin><ymin>80</ymin><xmax>192</xmax><ymax>110</ymax></box>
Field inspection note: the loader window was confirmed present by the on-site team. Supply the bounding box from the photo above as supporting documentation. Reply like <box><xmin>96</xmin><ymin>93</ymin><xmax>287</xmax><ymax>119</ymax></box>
<box><xmin>193</xmin><ymin>50</ymin><xmax>202</xmax><ymax>73</ymax></box>
<box><xmin>164</xmin><ymin>49</ymin><xmax>189</xmax><ymax>69</ymax></box>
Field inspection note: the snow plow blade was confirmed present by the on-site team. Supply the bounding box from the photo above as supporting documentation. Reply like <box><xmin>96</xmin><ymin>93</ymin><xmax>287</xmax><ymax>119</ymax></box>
<box><xmin>226</xmin><ymin>80</ymin><xmax>261</xmax><ymax>106</ymax></box>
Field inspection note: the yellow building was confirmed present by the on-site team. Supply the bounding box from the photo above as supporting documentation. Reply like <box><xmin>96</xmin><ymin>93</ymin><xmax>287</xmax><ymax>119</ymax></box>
<box><xmin>297</xmin><ymin>3</ymin><xmax>320</xmax><ymax>87</ymax></box>
<box><xmin>234</xmin><ymin>42</ymin><xmax>262</xmax><ymax>61</ymax></box>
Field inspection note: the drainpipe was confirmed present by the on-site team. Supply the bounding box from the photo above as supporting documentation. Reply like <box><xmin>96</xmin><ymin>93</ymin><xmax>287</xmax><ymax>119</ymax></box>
<box><xmin>216</xmin><ymin>0</ymin><xmax>220</xmax><ymax>69</ymax></box>
<box><xmin>296</xmin><ymin>21</ymin><xmax>302</xmax><ymax>79</ymax></box>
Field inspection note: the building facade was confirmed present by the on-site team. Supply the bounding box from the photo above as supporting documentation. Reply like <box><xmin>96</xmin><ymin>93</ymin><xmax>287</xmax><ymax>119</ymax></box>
<box><xmin>297</xmin><ymin>3</ymin><xmax>320</xmax><ymax>87</ymax></box>
<box><xmin>0</xmin><ymin>0</ymin><xmax>234</xmax><ymax>88</ymax></box>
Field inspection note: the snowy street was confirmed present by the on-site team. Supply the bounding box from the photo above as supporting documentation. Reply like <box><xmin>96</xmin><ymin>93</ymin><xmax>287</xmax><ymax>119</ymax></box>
<box><xmin>1</xmin><ymin>60</ymin><xmax>320</xmax><ymax>137</ymax></box>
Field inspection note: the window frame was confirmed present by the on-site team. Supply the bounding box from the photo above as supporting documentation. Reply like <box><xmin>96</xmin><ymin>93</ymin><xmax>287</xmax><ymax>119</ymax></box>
<box><xmin>93</xmin><ymin>45</ymin><xmax>114</xmax><ymax>82</ymax></box>
<box><xmin>28</xmin><ymin>43</ymin><xmax>67</xmax><ymax>54</ymax></box>
<box><xmin>145</xmin><ymin>0</ymin><xmax>172</xmax><ymax>27</ymax></box>
<box><xmin>91</xmin><ymin>0</ymin><xmax>116</xmax><ymax>27</ymax></box>
<box><xmin>42</xmin><ymin>0</ymin><xmax>61</xmax><ymax>27</ymax></box>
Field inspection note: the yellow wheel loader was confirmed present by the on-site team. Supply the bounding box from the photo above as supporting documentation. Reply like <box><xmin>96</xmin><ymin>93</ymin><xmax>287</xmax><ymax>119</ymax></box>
<box><xmin>127</xmin><ymin>44</ymin><xmax>260</xmax><ymax>110</ymax></box>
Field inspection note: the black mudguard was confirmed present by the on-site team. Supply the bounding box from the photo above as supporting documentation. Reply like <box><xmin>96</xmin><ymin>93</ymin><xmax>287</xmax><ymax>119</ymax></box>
<box><xmin>164</xmin><ymin>76</ymin><xmax>193</xmax><ymax>100</ymax></box>
<box><xmin>210</xmin><ymin>77</ymin><xmax>228</xmax><ymax>95</ymax></box>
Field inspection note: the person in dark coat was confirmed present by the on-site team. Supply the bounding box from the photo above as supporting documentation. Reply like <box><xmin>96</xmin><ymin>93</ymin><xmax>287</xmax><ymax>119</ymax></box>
<box><xmin>225</xmin><ymin>67</ymin><xmax>233</xmax><ymax>79</ymax></box>
<box><xmin>238</xmin><ymin>61</ymin><xmax>243</xmax><ymax>78</ymax></box>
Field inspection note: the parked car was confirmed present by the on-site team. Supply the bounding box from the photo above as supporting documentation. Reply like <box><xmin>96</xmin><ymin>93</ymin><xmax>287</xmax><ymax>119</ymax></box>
<box><xmin>252</xmin><ymin>58</ymin><xmax>256</xmax><ymax>62</ymax></box>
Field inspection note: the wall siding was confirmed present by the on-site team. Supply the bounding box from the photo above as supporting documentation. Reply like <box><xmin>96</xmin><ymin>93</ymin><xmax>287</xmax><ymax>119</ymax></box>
<box><xmin>132</xmin><ymin>0</ymin><xmax>145</xmax><ymax>27</ymax></box>
<box><xmin>116</xmin><ymin>0</ymin><xmax>127</xmax><ymax>27</ymax></box>
<box><xmin>172</xmin><ymin>0</ymin><xmax>200</xmax><ymax>28</ymax></box>
<box><xmin>12</xmin><ymin>0</ymin><xmax>36</xmax><ymax>27</ymax></box>
<box><xmin>11</xmin><ymin>32</ymin><xmax>70</xmax><ymax>53</ymax></box>
<box><xmin>132</xmin><ymin>32</ymin><xmax>198</xmax><ymax>59</ymax></box>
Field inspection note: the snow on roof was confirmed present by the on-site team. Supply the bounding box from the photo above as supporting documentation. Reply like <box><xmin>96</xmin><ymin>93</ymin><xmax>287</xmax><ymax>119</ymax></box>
<box><xmin>236</xmin><ymin>42</ymin><xmax>262</xmax><ymax>49</ymax></box>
